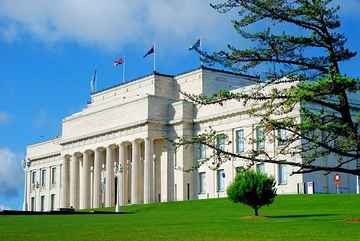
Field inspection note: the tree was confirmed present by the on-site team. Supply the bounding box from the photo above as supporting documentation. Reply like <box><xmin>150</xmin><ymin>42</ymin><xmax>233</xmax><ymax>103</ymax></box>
<box><xmin>227</xmin><ymin>169</ymin><xmax>276</xmax><ymax>216</ymax></box>
<box><xmin>176</xmin><ymin>0</ymin><xmax>360</xmax><ymax>176</ymax></box>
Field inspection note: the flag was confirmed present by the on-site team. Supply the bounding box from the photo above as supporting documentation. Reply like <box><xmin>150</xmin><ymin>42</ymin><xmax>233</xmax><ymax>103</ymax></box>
<box><xmin>90</xmin><ymin>70</ymin><xmax>97</xmax><ymax>93</ymax></box>
<box><xmin>144</xmin><ymin>45</ymin><xmax>155</xmax><ymax>58</ymax></box>
<box><xmin>113</xmin><ymin>57</ymin><xmax>124</xmax><ymax>67</ymax></box>
<box><xmin>189</xmin><ymin>39</ymin><xmax>201</xmax><ymax>51</ymax></box>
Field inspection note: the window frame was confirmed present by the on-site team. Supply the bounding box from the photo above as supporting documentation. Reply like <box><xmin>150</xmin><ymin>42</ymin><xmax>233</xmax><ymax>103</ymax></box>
<box><xmin>51</xmin><ymin>167</ymin><xmax>56</xmax><ymax>185</ymax></box>
<box><xmin>256</xmin><ymin>126</ymin><xmax>265</xmax><ymax>150</ymax></box>
<box><xmin>41</xmin><ymin>169</ymin><xmax>46</xmax><ymax>187</ymax></box>
<box><xmin>198</xmin><ymin>172</ymin><xmax>206</xmax><ymax>194</ymax></box>
<box><xmin>197</xmin><ymin>143</ymin><xmax>206</xmax><ymax>160</ymax></box>
<box><xmin>31</xmin><ymin>171</ymin><xmax>36</xmax><ymax>186</ymax></box>
<box><xmin>277</xmin><ymin>128</ymin><xmax>288</xmax><ymax>146</ymax></box>
<box><xmin>235</xmin><ymin>128</ymin><xmax>245</xmax><ymax>153</ymax></box>
<box><xmin>216</xmin><ymin>134</ymin><xmax>226</xmax><ymax>151</ymax></box>
<box><xmin>217</xmin><ymin>169</ymin><xmax>225</xmax><ymax>192</ymax></box>
<box><xmin>256</xmin><ymin>163</ymin><xmax>265</xmax><ymax>174</ymax></box>
<box><xmin>278</xmin><ymin>164</ymin><xmax>288</xmax><ymax>185</ymax></box>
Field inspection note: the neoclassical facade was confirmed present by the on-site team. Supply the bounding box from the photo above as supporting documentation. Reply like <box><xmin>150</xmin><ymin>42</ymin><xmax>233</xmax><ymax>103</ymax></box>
<box><xmin>23</xmin><ymin>66</ymin><xmax>359</xmax><ymax>212</ymax></box>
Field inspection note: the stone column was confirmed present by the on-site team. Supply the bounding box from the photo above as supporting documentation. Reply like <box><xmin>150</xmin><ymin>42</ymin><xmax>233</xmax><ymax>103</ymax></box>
<box><xmin>61</xmin><ymin>156</ymin><xmax>69</xmax><ymax>208</ymax></box>
<box><xmin>118</xmin><ymin>143</ymin><xmax>125</xmax><ymax>206</ymax></box>
<box><xmin>80</xmin><ymin>152</ymin><xmax>91</xmax><ymax>209</ymax></box>
<box><xmin>144</xmin><ymin>137</ymin><xmax>153</xmax><ymax>204</ymax></box>
<box><xmin>131</xmin><ymin>140</ymin><xmax>139</xmax><ymax>204</ymax></box>
<box><xmin>105</xmin><ymin>146</ymin><xmax>114</xmax><ymax>207</ymax></box>
<box><xmin>70</xmin><ymin>155</ymin><xmax>79</xmax><ymax>209</ymax></box>
<box><xmin>93</xmin><ymin>148</ymin><xmax>102</xmax><ymax>208</ymax></box>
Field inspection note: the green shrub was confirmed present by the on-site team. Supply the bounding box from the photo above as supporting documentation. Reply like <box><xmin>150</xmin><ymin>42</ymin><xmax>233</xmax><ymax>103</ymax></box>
<box><xmin>227</xmin><ymin>169</ymin><xmax>277</xmax><ymax>216</ymax></box>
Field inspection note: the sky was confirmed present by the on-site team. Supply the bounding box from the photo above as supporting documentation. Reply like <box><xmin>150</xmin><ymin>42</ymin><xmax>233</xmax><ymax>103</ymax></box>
<box><xmin>0</xmin><ymin>0</ymin><xmax>359</xmax><ymax>210</ymax></box>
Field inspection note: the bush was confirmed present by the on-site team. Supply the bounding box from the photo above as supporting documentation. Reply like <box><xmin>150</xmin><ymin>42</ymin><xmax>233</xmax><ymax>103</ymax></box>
<box><xmin>227</xmin><ymin>169</ymin><xmax>277</xmax><ymax>216</ymax></box>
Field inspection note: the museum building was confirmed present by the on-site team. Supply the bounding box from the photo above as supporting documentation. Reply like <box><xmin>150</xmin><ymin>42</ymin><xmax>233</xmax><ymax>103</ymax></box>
<box><xmin>23</xmin><ymin>66</ymin><xmax>358</xmax><ymax>212</ymax></box>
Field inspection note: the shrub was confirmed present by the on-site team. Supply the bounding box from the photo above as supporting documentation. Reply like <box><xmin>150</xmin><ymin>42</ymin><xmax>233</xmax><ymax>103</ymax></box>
<box><xmin>227</xmin><ymin>169</ymin><xmax>276</xmax><ymax>216</ymax></box>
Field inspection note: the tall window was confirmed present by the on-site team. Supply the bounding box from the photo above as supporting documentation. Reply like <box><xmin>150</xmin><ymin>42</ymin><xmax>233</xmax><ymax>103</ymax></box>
<box><xmin>40</xmin><ymin>196</ymin><xmax>45</xmax><ymax>212</ymax></box>
<box><xmin>278</xmin><ymin>129</ymin><xmax>288</xmax><ymax>146</ymax></box>
<box><xmin>256</xmin><ymin>127</ymin><xmax>265</xmax><ymax>150</ymax></box>
<box><xmin>198</xmin><ymin>172</ymin><xmax>206</xmax><ymax>194</ymax></box>
<box><xmin>216</xmin><ymin>134</ymin><xmax>226</xmax><ymax>151</ymax></box>
<box><xmin>51</xmin><ymin>167</ymin><xmax>56</xmax><ymax>185</ymax></box>
<box><xmin>235</xmin><ymin>129</ymin><xmax>245</xmax><ymax>153</ymax></box>
<box><xmin>256</xmin><ymin>163</ymin><xmax>265</xmax><ymax>174</ymax></box>
<box><xmin>197</xmin><ymin>144</ymin><xmax>206</xmax><ymax>160</ymax></box>
<box><xmin>31</xmin><ymin>197</ymin><xmax>35</xmax><ymax>211</ymax></box>
<box><xmin>31</xmin><ymin>171</ymin><xmax>36</xmax><ymax>186</ymax></box>
<box><xmin>217</xmin><ymin>169</ymin><xmax>225</xmax><ymax>192</ymax></box>
<box><xmin>51</xmin><ymin>194</ymin><xmax>55</xmax><ymax>211</ymax></box>
<box><xmin>278</xmin><ymin>164</ymin><xmax>288</xmax><ymax>185</ymax></box>
<box><xmin>41</xmin><ymin>169</ymin><xmax>46</xmax><ymax>187</ymax></box>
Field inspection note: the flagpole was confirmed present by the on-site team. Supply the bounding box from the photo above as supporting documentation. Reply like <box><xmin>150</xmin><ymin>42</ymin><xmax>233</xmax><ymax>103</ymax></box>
<box><xmin>200</xmin><ymin>37</ymin><xmax>203</xmax><ymax>67</ymax></box>
<box><xmin>123</xmin><ymin>56</ymin><xmax>126</xmax><ymax>82</ymax></box>
<box><xmin>153</xmin><ymin>43</ymin><xmax>156</xmax><ymax>73</ymax></box>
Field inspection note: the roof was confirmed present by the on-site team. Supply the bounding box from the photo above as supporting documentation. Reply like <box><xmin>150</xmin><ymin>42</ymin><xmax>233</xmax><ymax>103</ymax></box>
<box><xmin>92</xmin><ymin>66</ymin><xmax>259</xmax><ymax>95</ymax></box>
<box><xmin>92</xmin><ymin>71</ymin><xmax>174</xmax><ymax>95</ymax></box>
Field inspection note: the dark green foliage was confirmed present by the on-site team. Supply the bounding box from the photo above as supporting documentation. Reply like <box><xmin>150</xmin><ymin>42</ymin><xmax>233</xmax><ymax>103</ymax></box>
<box><xmin>177</xmin><ymin>0</ymin><xmax>360</xmax><ymax>176</ymax></box>
<box><xmin>227</xmin><ymin>169</ymin><xmax>276</xmax><ymax>216</ymax></box>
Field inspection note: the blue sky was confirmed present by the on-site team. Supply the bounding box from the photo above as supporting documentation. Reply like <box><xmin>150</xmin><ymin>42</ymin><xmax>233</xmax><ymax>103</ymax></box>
<box><xmin>0</xmin><ymin>1</ymin><xmax>359</xmax><ymax>210</ymax></box>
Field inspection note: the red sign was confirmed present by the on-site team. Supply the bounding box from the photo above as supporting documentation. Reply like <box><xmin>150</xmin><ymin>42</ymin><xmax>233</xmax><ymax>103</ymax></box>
<box><xmin>334</xmin><ymin>174</ymin><xmax>341</xmax><ymax>185</ymax></box>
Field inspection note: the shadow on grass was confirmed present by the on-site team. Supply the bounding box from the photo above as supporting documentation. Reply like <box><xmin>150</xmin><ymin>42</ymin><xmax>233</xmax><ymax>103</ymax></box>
<box><xmin>266</xmin><ymin>214</ymin><xmax>336</xmax><ymax>219</ymax></box>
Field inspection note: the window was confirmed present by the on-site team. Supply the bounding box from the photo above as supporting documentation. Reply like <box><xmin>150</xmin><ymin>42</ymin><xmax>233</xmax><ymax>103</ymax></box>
<box><xmin>31</xmin><ymin>197</ymin><xmax>35</xmax><ymax>211</ymax></box>
<box><xmin>40</xmin><ymin>196</ymin><xmax>45</xmax><ymax>212</ymax></box>
<box><xmin>31</xmin><ymin>171</ymin><xmax>36</xmax><ymax>185</ymax></box>
<box><xmin>217</xmin><ymin>169</ymin><xmax>225</xmax><ymax>192</ymax></box>
<box><xmin>278</xmin><ymin>129</ymin><xmax>288</xmax><ymax>146</ymax></box>
<box><xmin>198</xmin><ymin>172</ymin><xmax>206</xmax><ymax>194</ymax></box>
<box><xmin>197</xmin><ymin>144</ymin><xmax>206</xmax><ymax>160</ymax></box>
<box><xmin>235</xmin><ymin>129</ymin><xmax>245</xmax><ymax>153</ymax></box>
<box><xmin>256</xmin><ymin>127</ymin><xmax>265</xmax><ymax>150</ymax></box>
<box><xmin>278</xmin><ymin>164</ymin><xmax>288</xmax><ymax>185</ymax></box>
<box><xmin>256</xmin><ymin>163</ymin><xmax>265</xmax><ymax>174</ymax></box>
<box><xmin>235</xmin><ymin>166</ymin><xmax>244</xmax><ymax>174</ymax></box>
<box><xmin>216</xmin><ymin>134</ymin><xmax>226</xmax><ymax>151</ymax></box>
<box><xmin>51</xmin><ymin>194</ymin><xmax>55</xmax><ymax>211</ymax></box>
<box><xmin>41</xmin><ymin>169</ymin><xmax>46</xmax><ymax>187</ymax></box>
<box><xmin>51</xmin><ymin>167</ymin><xmax>56</xmax><ymax>185</ymax></box>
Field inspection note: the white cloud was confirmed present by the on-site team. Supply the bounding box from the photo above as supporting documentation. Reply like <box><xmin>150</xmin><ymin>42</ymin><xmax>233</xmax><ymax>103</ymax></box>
<box><xmin>0</xmin><ymin>0</ymin><xmax>235</xmax><ymax>50</ymax></box>
<box><xmin>0</xmin><ymin>112</ymin><xmax>10</xmax><ymax>124</ymax></box>
<box><xmin>0</xmin><ymin>147</ymin><xmax>23</xmax><ymax>199</ymax></box>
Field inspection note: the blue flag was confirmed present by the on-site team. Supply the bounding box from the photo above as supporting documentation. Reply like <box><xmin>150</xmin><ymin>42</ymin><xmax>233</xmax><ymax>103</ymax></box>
<box><xmin>189</xmin><ymin>39</ymin><xmax>201</xmax><ymax>51</ymax></box>
<box><xmin>144</xmin><ymin>46</ymin><xmax>155</xmax><ymax>58</ymax></box>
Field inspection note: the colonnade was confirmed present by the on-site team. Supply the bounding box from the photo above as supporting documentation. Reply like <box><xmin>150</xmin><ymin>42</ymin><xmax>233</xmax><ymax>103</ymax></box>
<box><xmin>60</xmin><ymin>137</ymin><xmax>156</xmax><ymax>209</ymax></box>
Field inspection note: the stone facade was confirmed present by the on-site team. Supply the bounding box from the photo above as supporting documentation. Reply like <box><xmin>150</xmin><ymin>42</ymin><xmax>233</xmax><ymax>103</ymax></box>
<box><xmin>23</xmin><ymin>66</ymin><xmax>358</xmax><ymax>211</ymax></box>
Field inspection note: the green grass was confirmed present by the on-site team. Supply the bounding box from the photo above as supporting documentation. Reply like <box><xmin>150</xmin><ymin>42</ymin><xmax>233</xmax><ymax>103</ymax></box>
<box><xmin>0</xmin><ymin>194</ymin><xmax>359</xmax><ymax>241</ymax></box>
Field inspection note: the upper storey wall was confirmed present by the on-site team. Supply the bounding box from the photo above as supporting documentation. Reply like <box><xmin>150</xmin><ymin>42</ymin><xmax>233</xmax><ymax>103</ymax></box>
<box><xmin>202</xmin><ymin>69</ymin><xmax>256</xmax><ymax>96</ymax></box>
<box><xmin>27</xmin><ymin>138</ymin><xmax>61</xmax><ymax>159</ymax></box>
<box><xmin>85</xmin><ymin>74</ymin><xmax>177</xmax><ymax>115</ymax></box>
<box><xmin>175</xmin><ymin>68</ymin><xmax>257</xmax><ymax>97</ymax></box>
<box><xmin>62</xmin><ymin>95</ymin><xmax>171</xmax><ymax>142</ymax></box>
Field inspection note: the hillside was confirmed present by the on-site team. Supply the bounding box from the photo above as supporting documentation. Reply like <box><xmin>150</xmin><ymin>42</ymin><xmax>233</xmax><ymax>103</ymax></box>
<box><xmin>0</xmin><ymin>194</ymin><xmax>359</xmax><ymax>241</ymax></box>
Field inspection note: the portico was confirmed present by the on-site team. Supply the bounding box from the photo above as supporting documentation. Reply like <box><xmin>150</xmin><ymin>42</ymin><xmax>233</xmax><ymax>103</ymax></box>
<box><xmin>60</xmin><ymin>135</ymin><xmax>167</xmax><ymax>208</ymax></box>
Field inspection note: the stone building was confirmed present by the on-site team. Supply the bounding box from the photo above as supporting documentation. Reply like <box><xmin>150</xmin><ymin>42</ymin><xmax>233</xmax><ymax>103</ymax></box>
<box><xmin>23</xmin><ymin>66</ymin><xmax>358</xmax><ymax>212</ymax></box>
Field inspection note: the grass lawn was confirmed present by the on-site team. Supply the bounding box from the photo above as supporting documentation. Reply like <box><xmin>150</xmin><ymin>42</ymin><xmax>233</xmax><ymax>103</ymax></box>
<box><xmin>0</xmin><ymin>194</ymin><xmax>359</xmax><ymax>241</ymax></box>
